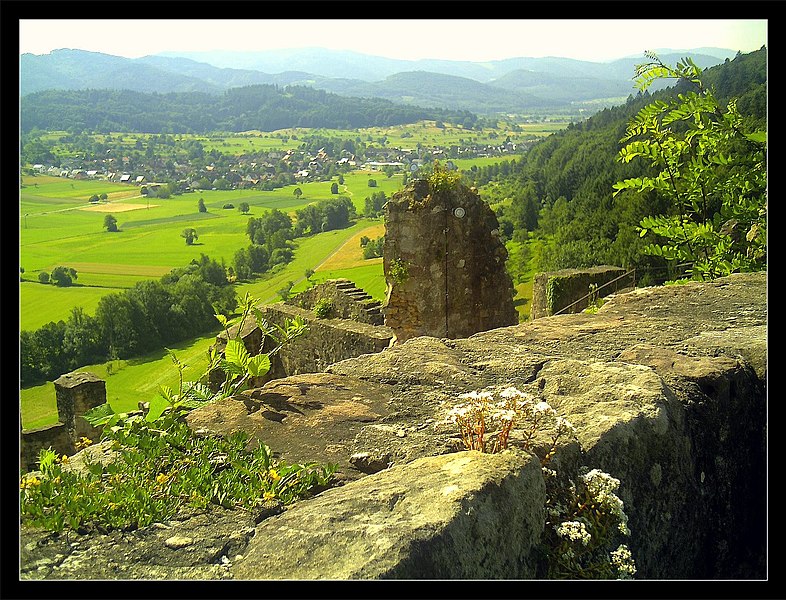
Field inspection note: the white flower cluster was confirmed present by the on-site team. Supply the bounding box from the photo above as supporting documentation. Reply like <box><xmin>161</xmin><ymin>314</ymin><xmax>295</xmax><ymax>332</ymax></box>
<box><xmin>448</xmin><ymin>387</ymin><xmax>538</xmax><ymax>426</ymax></box>
<box><xmin>581</xmin><ymin>469</ymin><xmax>630</xmax><ymax>536</ymax></box>
<box><xmin>556</xmin><ymin>520</ymin><xmax>592</xmax><ymax>546</ymax></box>
<box><xmin>610</xmin><ymin>544</ymin><xmax>637</xmax><ymax>578</ymax></box>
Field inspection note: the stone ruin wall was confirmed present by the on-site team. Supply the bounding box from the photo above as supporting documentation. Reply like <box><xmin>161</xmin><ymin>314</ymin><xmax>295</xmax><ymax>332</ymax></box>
<box><xmin>383</xmin><ymin>179</ymin><xmax>518</xmax><ymax>342</ymax></box>
<box><xmin>19</xmin><ymin>272</ymin><xmax>767</xmax><ymax>581</ymax></box>
<box><xmin>254</xmin><ymin>303</ymin><xmax>394</xmax><ymax>378</ymax></box>
<box><xmin>213</xmin><ymin>281</ymin><xmax>395</xmax><ymax>382</ymax></box>
<box><xmin>530</xmin><ymin>265</ymin><xmax>637</xmax><ymax>319</ymax></box>
<box><xmin>286</xmin><ymin>279</ymin><xmax>385</xmax><ymax>326</ymax></box>
<box><xmin>20</xmin><ymin>372</ymin><xmax>106</xmax><ymax>472</ymax></box>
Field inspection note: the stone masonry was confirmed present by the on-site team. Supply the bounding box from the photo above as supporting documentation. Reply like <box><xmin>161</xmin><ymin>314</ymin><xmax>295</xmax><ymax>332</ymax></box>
<box><xmin>20</xmin><ymin>371</ymin><xmax>106</xmax><ymax>471</ymax></box>
<box><xmin>383</xmin><ymin>178</ymin><xmax>518</xmax><ymax>342</ymax></box>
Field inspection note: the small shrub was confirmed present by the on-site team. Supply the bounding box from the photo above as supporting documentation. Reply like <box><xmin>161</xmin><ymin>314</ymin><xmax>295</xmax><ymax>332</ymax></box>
<box><xmin>388</xmin><ymin>258</ymin><xmax>409</xmax><ymax>284</ymax></box>
<box><xmin>20</xmin><ymin>415</ymin><xmax>336</xmax><ymax>534</ymax></box>
<box><xmin>313</xmin><ymin>298</ymin><xmax>333</xmax><ymax>319</ymax></box>
<box><xmin>427</xmin><ymin>161</ymin><xmax>462</xmax><ymax>194</ymax></box>
<box><xmin>222</xmin><ymin>203</ymin><xmax>235</xmax><ymax>209</ymax></box>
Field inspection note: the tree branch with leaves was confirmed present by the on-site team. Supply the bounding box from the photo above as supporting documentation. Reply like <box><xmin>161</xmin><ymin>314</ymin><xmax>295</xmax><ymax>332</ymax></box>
<box><xmin>613</xmin><ymin>52</ymin><xmax>766</xmax><ymax>281</ymax></box>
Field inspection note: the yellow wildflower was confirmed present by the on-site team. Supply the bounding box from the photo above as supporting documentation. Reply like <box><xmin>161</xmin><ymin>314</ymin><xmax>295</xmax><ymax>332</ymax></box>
<box><xmin>20</xmin><ymin>475</ymin><xmax>41</xmax><ymax>489</ymax></box>
<box><xmin>155</xmin><ymin>473</ymin><xmax>170</xmax><ymax>485</ymax></box>
<box><xmin>268</xmin><ymin>469</ymin><xmax>280</xmax><ymax>482</ymax></box>
<box><xmin>75</xmin><ymin>437</ymin><xmax>93</xmax><ymax>450</ymax></box>
<box><xmin>263</xmin><ymin>491</ymin><xmax>276</xmax><ymax>501</ymax></box>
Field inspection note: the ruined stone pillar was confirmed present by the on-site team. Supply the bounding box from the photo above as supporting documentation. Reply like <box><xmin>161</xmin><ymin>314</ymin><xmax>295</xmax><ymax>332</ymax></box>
<box><xmin>54</xmin><ymin>371</ymin><xmax>106</xmax><ymax>445</ymax></box>
<box><xmin>383</xmin><ymin>178</ymin><xmax>518</xmax><ymax>343</ymax></box>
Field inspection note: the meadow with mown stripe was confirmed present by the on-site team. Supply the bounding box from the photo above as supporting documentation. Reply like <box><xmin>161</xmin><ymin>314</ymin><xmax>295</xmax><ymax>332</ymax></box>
<box><xmin>20</xmin><ymin>173</ymin><xmax>395</xmax><ymax>427</ymax></box>
<box><xmin>20</xmin><ymin>149</ymin><xmax>532</xmax><ymax>429</ymax></box>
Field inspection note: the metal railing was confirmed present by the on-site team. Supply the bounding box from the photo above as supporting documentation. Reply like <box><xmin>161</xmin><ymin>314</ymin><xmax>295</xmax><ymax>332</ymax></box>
<box><xmin>552</xmin><ymin>269</ymin><xmax>637</xmax><ymax>316</ymax></box>
<box><xmin>551</xmin><ymin>262</ymin><xmax>694</xmax><ymax>316</ymax></box>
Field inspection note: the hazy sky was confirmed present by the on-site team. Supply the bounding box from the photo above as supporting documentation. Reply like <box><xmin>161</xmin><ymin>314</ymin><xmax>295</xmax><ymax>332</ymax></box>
<box><xmin>19</xmin><ymin>19</ymin><xmax>767</xmax><ymax>63</ymax></box>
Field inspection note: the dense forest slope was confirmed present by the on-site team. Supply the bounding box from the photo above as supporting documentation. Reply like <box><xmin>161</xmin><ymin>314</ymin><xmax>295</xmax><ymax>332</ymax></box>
<box><xmin>20</xmin><ymin>84</ymin><xmax>478</xmax><ymax>134</ymax></box>
<box><xmin>480</xmin><ymin>48</ymin><xmax>767</xmax><ymax>284</ymax></box>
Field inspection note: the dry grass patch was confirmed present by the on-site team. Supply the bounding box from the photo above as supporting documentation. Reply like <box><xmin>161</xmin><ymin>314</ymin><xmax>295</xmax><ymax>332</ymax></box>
<box><xmin>317</xmin><ymin>224</ymin><xmax>385</xmax><ymax>271</ymax></box>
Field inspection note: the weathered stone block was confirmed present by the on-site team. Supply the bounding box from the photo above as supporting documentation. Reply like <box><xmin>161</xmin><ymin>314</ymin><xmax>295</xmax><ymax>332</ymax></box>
<box><xmin>531</xmin><ymin>265</ymin><xmax>634</xmax><ymax>319</ymax></box>
<box><xmin>231</xmin><ymin>450</ymin><xmax>545</xmax><ymax>579</ymax></box>
<box><xmin>53</xmin><ymin>371</ymin><xmax>106</xmax><ymax>446</ymax></box>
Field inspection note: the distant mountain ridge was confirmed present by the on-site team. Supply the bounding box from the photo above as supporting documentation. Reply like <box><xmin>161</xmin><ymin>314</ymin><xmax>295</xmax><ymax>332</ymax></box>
<box><xmin>21</xmin><ymin>46</ymin><xmax>740</xmax><ymax>114</ymax></box>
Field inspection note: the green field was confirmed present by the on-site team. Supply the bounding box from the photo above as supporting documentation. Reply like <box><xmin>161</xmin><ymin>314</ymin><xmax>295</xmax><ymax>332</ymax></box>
<box><xmin>19</xmin><ymin>143</ymin><xmax>541</xmax><ymax>429</ymax></box>
<box><xmin>21</xmin><ymin>334</ymin><xmax>216</xmax><ymax>431</ymax></box>
<box><xmin>19</xmin><ymin>175</ymin><xmax>398</xmax><ymax>428</ymax></box>
<box><xmin>19</xmin><ymin>173</ymin><xmax>405</xmax><ymax>330</ymax></box>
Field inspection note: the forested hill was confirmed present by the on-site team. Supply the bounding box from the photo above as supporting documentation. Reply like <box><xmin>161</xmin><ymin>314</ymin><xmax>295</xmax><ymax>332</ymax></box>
<box><xmin>481</xmin><ymin>48</ymin><xmax>766</xmax><ymax>284</ymax></box>
<box><xmin>20</xmin><ymin>84</ymin><xmax>479</xmax><ymax>134</ymax></box>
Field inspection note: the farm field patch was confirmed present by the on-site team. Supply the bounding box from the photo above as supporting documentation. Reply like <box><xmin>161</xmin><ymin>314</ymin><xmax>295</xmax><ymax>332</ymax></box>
<box><xmin>80</xmin><ymin>202</ymin><xmax>155</xmax><ymax>212</ymax></box>
<box><xmin>317</xmin><ymin>223</ymin><xmax>385</xmax><ymax>271</ymax></box>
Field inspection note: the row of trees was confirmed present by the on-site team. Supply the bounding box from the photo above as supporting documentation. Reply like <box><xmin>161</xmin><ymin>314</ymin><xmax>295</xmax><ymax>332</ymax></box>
<box><xmin>21</xmin><ymin>255</ymin><xmax>236</xmax><ymax>385</ymax></box>
<box><xmin>360</xmin><ymin>235</ymin><xmax>384</xmax><ymax>259</ymax></box>
<box><xmin>363</xmin><ymin>191</ymin><xmax>388</xmax><ymax>218</ymax></box>
<box><xmin>231</xmin><ymin>196</ymin><xmax>358</xmax><ymax>281</ymax></box>
<box><xmin>37</xmin><ymin>266</ymin><xmax>78</xmax><ymax>287</ymax></box>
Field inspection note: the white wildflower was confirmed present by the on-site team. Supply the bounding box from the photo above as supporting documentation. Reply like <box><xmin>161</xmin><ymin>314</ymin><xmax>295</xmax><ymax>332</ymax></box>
<box><xmin>555</xmin><ymin>416</ymin><xmax>577</xmax><ymax>436</ymax></box>
<box><xmin>556</xmin><ymin>520</ymin><xmax>592</xmax><ymax>546</ymax></box>
<box><xmin>491</xmin><ymin>408</ymin><xmax>516</xmax><ymax>422</ymax></box>
<box><xmin>582</xmin><ymin>469</ymin><xmax>621</xmax><ymax>506</ymax></box>
<box><xmin>582</xmin><ymin>469</ymin><xmax>629</xmax><ymax>528</ymax></box>
<box><xmin>448</xmin><ymin>405</ymin><xmax>469</xmax><ymax>418</ymax></box>
<box><xmin>533</xmin><ymin>401</ymin><xmax>554</xmax><ymax>414</ymax></box>
<box><xmin>610</xmin><ymin>544</ymin><xmax>636</xmax><ymax>578</ymax></box>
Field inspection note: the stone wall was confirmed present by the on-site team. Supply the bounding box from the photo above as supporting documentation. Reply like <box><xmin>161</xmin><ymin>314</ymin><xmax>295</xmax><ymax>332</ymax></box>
<box><xmin>383</xmin><ymin>178</ymin><xmax>518</xmax><ymax>342</ymax></box>
<box><xmin>257</xmin><ymin>303</ymin><xmax>395</xmax><ymax>378</ymax></box>
<box><xmin>286</xmin><ymin>279</ymin><xmax>384</xmax><ymax>325</ymax></box>
<box><xmin>20</xmin><ymin>272</ymin><xmax>768</xmax><ymax>581</ymax></box>
<box><xmin>530</xmin><ymin>265</ymin><xmax>635</xmax><ymax>319</ymax></box>
<box><xmin>20</xmin><ymin>371</ymin><xmax>106</xmax><ymax>472</ymax></box>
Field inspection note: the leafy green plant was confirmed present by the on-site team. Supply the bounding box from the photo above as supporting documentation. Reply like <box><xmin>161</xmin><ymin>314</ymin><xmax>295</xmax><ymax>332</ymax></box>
<box><xmin>583</xmin><ymin>283</ymin><xmax>605</xmax><ymax>314</ymax></box>
<box><xmin>313</xmin><ymin>298</ymin><xmax>333</xmax><ymax>319</ymax></box>
<box><xmin>545</xmin><ymin>277</ymin><xmax>563</xmax><ymax>316</ymax></box>
<box><xmin>20</xmin><ymin>413</ymin><xmax>336</xmax><ymax>534</ymax></box>
<box><xmin>426</xmin><ymin>161</ymin><xmax>462</xmax><ymax>194</ymax></box>
<box><xmin>84</xmin><ymin>292</ymin><xmax>307</xmax><ymax>426</ymax></box>
<box><xmin>388</xmin><ymin>258</ymin><xmax>409</xmax><ymax>285</ymax></box>
<box><xmin>445</xmin><ymin>385</ymin><xmax>636</xmax><ymax>579</ymax></box>
<box><xmin>540</xmin><ymin>468</ymin><xmax>636</xmax><ymax>579</ymax></box>
<box><xmin>613</xmin><ymin>52</ymin><xmax>767</xmax><ymax>281</ymax></box>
